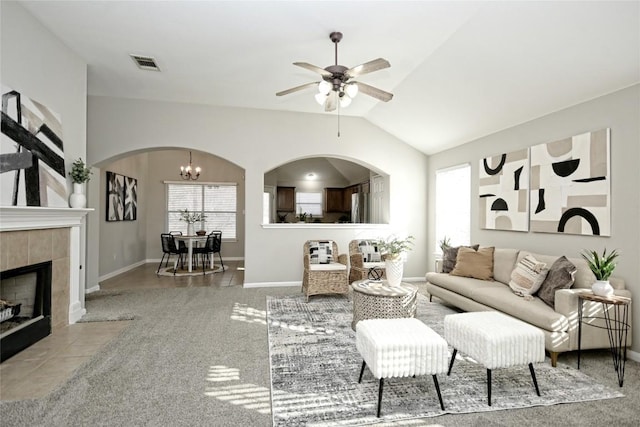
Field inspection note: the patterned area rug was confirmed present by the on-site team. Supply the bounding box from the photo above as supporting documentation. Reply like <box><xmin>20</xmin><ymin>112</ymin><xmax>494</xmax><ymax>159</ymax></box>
<box><xmin>267</xmin><ymin>294</ymin><xmax>624</xmax><ymax>426</ymax></box>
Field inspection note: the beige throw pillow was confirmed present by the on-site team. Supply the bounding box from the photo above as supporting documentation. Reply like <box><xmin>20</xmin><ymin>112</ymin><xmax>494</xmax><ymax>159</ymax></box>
<box><xmin>450</xmin><ymin>246</ymin><xmax>495</xmax><ymax>280</ymax></box>
<box><xmin>442</xmin><ymin>244</ymin><xmax>480</xmax><ymax>273</ymax></box>
<box><xmin>509</xmin><ymin>255</ymin><xmax>549</xmax><ymax>297</ymax></box>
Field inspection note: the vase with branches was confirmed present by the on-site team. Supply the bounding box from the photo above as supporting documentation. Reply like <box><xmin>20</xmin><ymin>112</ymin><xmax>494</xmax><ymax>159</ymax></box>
<box><xmin>376</xmin><ymin>235</ymin><xmax>415</xmax><ymax>286</ymax></box>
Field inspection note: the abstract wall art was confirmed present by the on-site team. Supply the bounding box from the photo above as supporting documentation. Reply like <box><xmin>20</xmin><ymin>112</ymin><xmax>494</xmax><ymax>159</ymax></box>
<box><xmin>124</xmin><ymin>176</ymin><xmax>137</xmax><ymax>221</ymax></box>
<box><xmin>479</xmin><ymin>148</ymin><xmax>529</xmax><ymax>231</ymax></box>
<box><xmin>106</xmin><ymin>171</ymin><xmax>124</xmax><ymax>221</ymax></box>
<box><xmin>529</xmin><ymin>128</ymin><xmax>610</xmax><ymax>236</ymax></box>
<box><xmin>1</xmin><ymin>86</ymin><xmax>67</xmax><ymax>207</ymax></box>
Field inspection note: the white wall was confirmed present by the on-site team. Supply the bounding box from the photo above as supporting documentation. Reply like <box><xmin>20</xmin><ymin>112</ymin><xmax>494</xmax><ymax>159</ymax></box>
<box><xmin>87</xmin><ymin>96</ymin><xmax>429</xmax><ymax>284</ymax></box>
<box><xmin>427</xmin><ymin>85</ymin><xmax>640</xmax><ymax>352</ymax></box>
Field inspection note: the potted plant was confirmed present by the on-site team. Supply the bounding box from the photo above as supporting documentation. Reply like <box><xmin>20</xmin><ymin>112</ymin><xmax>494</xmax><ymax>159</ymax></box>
<box><xmin>180</xmin><ymin>209</ymin><xmax>206</xmax><ymax>236</ymax></box>
<box><xmin>377</xmin><ymin>235</ymin><xmax>415</xmax><ymax>286</ymax></box>
<box><xmin>68</xmin><ymin>157</ymin><xmax>92</xmax><ymax>208</ymax></box>
<box><xmin>581</xmin><ymin>248</ymin><xmax>619</xmax><ymax>297</ymax></box>
<box><xmin>439</xmin><ymin>236</ymin><xmax>451</xmax><ymax>254</ymax></box>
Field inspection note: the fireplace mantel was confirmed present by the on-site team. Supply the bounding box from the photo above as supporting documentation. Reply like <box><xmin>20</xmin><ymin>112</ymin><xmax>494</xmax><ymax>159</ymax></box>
<box><xmin>0</xmin><ymin>206</ymin><xmax>93</xmax><ymax>324</ymax></box>
<box><xmin>0</xmin><ymin>206</ymin><xmax>92</xmax><ymax>231</ymax></box>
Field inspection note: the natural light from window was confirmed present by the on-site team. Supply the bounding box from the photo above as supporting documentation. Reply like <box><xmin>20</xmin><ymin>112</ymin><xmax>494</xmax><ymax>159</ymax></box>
<box><xmin>435</xmin><ymin>164</ymin><xmax>471</xmax><ymax>253</ymax></box>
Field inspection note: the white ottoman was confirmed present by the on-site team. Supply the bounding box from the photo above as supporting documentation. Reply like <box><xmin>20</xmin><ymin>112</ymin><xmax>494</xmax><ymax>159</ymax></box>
<box><xmin>356</xmin><ymin>318</ymin><xmax>449</xmax><ymax>417</ymax></box>
<box><xmin>444</xmin><ymin>311</ymin><xmax>545</xmax><ymax>406</ymax></box>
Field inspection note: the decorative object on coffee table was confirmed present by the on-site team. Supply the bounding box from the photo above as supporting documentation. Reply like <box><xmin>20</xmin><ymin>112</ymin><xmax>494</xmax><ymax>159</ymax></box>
<box><xmin>577</xmin><ymin>293</ymin><xmax>631</xmax><ymax>387</ymax></box>
<box><xmin>581</xmin><ymin>248</ymin><xmax>619</xmax><ymax>297</ymax></box>
<box><xmin>376</xmin><ymin>235</ymin><xmax>414</xmax><ymax>286</ymax></box>
<box><xmin>351</xmin><ymin>280</ymin><xmax>418</xmax><ymax>330</ymax></box>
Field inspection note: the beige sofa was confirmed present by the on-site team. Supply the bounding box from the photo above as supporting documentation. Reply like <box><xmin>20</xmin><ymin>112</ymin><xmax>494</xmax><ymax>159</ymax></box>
<box><xmin>426</xmin><ymin>248</ymin><xmax>632</xmax><ymax>366</ymax></box>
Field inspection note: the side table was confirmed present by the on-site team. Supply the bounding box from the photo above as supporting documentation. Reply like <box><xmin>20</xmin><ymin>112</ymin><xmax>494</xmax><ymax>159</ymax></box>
<box><xmin>351</xmin><ymin>280</ymin><xmax>418</xmax><ymax>331</ymax></box>
<box><xmin>577</xmin><ymin>293</ymin><xmax>631</xmax><ymax>387</ymax></box>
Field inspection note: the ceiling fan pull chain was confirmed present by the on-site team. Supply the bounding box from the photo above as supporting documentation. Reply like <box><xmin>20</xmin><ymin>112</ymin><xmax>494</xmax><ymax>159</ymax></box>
<box><xmin>337</xmin><ymin>102</ymin><xmax>341</xmax><ymax>137</ymax></box>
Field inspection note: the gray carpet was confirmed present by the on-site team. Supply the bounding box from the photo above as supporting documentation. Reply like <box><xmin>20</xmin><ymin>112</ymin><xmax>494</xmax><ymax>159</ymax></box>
<box><xmin>267</xmin><ymin>294</ymin><xmax>625</xmax><ymax>426</ymax></box>
<box><xmin>1</xmin><ymin>284</ymin><xmax>638</xmax><ymax>427</ymax></box>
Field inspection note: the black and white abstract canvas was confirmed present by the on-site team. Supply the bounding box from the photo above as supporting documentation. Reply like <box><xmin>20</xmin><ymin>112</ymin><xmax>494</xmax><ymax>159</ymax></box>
<box><xmin>1</xmin><ymin>85</ymin><xmax>67</xmax><ymax>207</ymax></box>
<box><xmin>530</xmin><ymin>129</ymin><xmax>610</xmax><ymax>236</ymax></box>
<box><xmin>106</xmin><ymin>171</ymin><xmax>124</xmax><ymax>221</ymax></box>
<box><xmin>479</xmin><ymin>148</ymin><xmax>529</xmax><ymax>231</ymax></box>
<box><xmin>124</xmin><ymin>176</ymin><xmax>137</xmax><ymax>221</ymax></box>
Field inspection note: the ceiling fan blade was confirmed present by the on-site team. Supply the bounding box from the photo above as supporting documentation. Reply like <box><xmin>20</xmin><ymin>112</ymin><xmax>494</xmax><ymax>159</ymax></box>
<box><xmin>293</xmin><ymin>62</ymin><xmax>333</xmax><ymax>77</ymax></box>
<box><xmin>345</xmin><ymin>58</ymin><xmax>390</xmax><ymax>78</ymax></box>
<box><xmin>276</xmin><ymin>82</ymin><xmax>319</xmax><ymax>97</ymax></box>
<box><xmin>325</xmin><ymin>91</ymin><xmax>337</xmax><ymax>112</ymax></box>
<box><xmin>355</xmin><ymin>82</ymin><xmax>394</xmax><ymax>102</ymax></box>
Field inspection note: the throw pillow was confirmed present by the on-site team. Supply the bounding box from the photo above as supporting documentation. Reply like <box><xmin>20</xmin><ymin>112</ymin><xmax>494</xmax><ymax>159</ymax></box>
<box><xmin>537</xmin><ymin>256</ymin><xmax>577</xmax><ymax>307</ymax></box>
<box><xmin>357</xmin><ymin>240</ymin><xmax>381</xmax><ymax>262</ymax></box>
<box><xmin>442</xmin><ymin>244</ymin><xmax>480</xmax><ymax>273</ymax></box>
<box><xmin>509</xmin><ymin>255</ymin><xmax>549</xmax><ymax>298</ymax></box>
<box><xmin>450</xmin><ymin>246</ymin><xmax>495</xmax><ymax>280</ymax></box>
<box><xmin>308</xmin><ymin>240</ymin><xmax>334</xmax><ymax>264</ymax></box>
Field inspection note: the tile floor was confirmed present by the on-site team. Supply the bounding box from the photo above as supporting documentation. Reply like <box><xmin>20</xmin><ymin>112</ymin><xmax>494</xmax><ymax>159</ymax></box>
<box><xmin>0</xmin><ymin>260</ymin><xmax>243</xmax><ymax>401</ymax></box>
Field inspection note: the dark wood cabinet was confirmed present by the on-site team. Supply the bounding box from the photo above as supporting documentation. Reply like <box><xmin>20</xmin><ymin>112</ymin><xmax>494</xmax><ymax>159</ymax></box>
<box><xmin>276</xmin><ymin>186</ymin><xmax>295</xmax><ymax>212</ymax></box>
<box><xmin>325</xmin><ymin>188</ymin><xmax>345</xmax><ymax>212</ymax></box>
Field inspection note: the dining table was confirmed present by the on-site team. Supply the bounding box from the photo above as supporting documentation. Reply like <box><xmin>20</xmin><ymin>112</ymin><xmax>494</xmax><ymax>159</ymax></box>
<box><xmin>173</xmin><ymin>234</ymin><xmax>211</xmax><ymax>273</ymax></box>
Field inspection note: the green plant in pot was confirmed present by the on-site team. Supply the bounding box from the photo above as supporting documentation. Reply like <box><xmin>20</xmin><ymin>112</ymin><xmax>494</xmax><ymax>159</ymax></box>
<box><xmin>581</xmin><ymin>248</ymin><xmax>619</xmax><ymax>297</ymax></box>
<box><xmin>68</xmin><ymin>157</ymin><xmax>92</xmax><ymax>208</ymax></box>
<box><xmin>376</xmin><ymin>235</ymin><xmax>415</xmax><ymax>286</ymax></box>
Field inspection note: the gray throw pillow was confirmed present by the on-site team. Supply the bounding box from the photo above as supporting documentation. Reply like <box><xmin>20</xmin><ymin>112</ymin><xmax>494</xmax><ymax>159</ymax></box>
<box><xmin>442</xmin><ymin>244</ymin><xmax>480</xmax><ymax>273</ymax></box>
<box><xmin>536</xmin><ymin>256</ymin><xmax>577</xmax><ymax>307</ymax></box>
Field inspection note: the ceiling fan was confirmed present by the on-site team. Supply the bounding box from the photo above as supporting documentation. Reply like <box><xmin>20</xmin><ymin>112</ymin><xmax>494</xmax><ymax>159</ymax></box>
<box><xmin>276</xmin><ymin>31</ymin><xmax>393</xmax><ymax>112</ymax></box>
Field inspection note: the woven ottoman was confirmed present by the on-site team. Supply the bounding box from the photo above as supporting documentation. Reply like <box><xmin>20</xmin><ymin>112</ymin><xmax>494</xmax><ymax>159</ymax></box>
<box><xmin>355</xmin><ymin>318</ymin><xmax>449</xmax><ymax>417</ymax></box>
<box><xmin>444</xmin><ymin>311</ymin><xmax>545</xmax><ymax>406</ymax></box>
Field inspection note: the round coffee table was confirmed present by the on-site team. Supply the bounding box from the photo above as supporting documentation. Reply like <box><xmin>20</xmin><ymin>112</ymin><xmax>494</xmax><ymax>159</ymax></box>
<box><xmin>351</xmin><ymin>280</ymin><xmax>418</xmax><ymax>330</ymax></box>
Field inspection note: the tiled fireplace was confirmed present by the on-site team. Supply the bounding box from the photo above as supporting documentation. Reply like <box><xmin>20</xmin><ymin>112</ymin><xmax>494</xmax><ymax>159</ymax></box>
<box><xmin>0</xmin><ymin>207</ymin><xmax>90</xmax><ymax>359</ymax></box>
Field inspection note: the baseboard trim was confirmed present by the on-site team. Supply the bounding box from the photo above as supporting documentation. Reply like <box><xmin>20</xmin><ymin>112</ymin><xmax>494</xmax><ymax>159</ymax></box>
<box><xmin>85</xmin><ymin>285</ymin><xmax>101</xmax><ymax>294</ymax></box>
<box><xmin>402</xmin><ymin>276</ymin><xmax>427</xmax><ymax>283</ymax></box>
<box><xmin>243</xmin><ymin>281</ymin><xmax>301</xmax><ymax>288</ymax></box>
<box><xmin>98</xmin><ymin>260</ymin><xmax>147</xmax><ymax>282</ymax></box>
<box><xmin>628</xmin><ymin>349</ymin><xmax>639</xmax><ymax>363</ymax></box>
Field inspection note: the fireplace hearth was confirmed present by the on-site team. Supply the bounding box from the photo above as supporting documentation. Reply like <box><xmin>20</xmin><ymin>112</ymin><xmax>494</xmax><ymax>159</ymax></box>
<box><xmin>0</xmin><ymin>261</ymin><xmax>52</xmax><ymax>362</ymax></box>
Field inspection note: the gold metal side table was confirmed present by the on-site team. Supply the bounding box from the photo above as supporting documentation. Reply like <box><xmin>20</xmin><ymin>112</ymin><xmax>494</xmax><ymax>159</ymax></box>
<box><xmin>577</xmin><ymin>293</ymin><xmax>631</xmax><ymax>387</ymax></box>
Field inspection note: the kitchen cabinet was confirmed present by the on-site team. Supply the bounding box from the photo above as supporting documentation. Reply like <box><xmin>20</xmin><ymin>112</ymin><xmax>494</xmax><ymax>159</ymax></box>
<box><xmin>325</xmin><ymin>188</ymin><xmax>345</xmax><ymax>212</ymax></box>
<box><xmin>276</xmin><ymin>186</ymin><xmax>295</xmax><ymax>212</ymax></box>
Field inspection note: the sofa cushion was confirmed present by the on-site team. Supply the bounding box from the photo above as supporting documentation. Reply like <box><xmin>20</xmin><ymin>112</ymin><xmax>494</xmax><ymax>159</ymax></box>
<box><xmin>509</xmin><ymin>255</ymin><xmax>549</xmax><ymax>297</ymax></box>
<box><xmin>308</xmin><ymin>240</ymin><xmax>334</xmax><ymax>264</ymax></box>
<box><xmin>518</xmin><ymin>251</ymin><xmax>591</xmax><ymax>289</ymax></box>
<box><xmin>309</xmin><ymin>263</ymin><xmax>347</xmax><ymax>271</ymax></box>
<box><xmin>442</xmin><ymin>244</ymin><xmax>479</xmax><ymax>273</ymax></box>
<box><xmin>492</xmin><ymin>248</ymin><xmax>519</xmax><ymax>285</ymax></box>
<box><xmin>357</xmin><ymin>240</ymin><xmax>382</xmax><ymax>262</ymax></box>
<box><xmin>451</xmin><ymin>246</ymin><xmax>495</xmax><ymax>280</ymax></box>
<box><xmin>470</xmin><ymin>286</ymin><xmax>569</xmax><ymax>332</ymax></box>
<box><xmin>536</xmin><ymin>256</ymin><xmax>577</xmax><ymax>307</ymax></box>
<box><xmin>426</xmin><ymin>272</ymin><xmax>504</xmax><ymax>296</ymax></box>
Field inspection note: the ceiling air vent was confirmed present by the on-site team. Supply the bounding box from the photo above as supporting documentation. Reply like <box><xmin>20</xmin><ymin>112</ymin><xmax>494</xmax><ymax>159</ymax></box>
<box><xmin>130</xmin><ymin>54</ymin><xmax>160</xmax><ymax>71</ymax></box>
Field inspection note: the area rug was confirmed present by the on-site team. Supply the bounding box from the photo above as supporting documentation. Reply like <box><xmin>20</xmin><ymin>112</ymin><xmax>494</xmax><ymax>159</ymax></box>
<box><xmin>266</xmin><ymin>294</ymin><xmax>624</xmax><ymax>426</ymax></box>
<box><xmin>156</xmin><ymin>263</ymin><xmax>224</xmax><ymax>277</ymax></box>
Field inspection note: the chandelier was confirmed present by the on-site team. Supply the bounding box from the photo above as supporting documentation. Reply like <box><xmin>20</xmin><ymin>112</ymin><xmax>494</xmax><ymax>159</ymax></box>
<box><xmin>180</xmin><ymin>151</ymin><xmax>201</xmax><ymax>180</ymax></box>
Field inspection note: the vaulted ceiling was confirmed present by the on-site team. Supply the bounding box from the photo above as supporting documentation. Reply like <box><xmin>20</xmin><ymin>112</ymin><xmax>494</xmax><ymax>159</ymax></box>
<box><xmin>19</xmin><ymin>1</ymin><xmax>640</xmax><ymax>155</ymax></box>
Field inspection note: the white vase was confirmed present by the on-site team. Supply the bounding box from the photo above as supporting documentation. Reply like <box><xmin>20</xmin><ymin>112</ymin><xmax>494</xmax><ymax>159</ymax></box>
<box><xmin>69</xmin><ymin>183</ymin><xmax>86</xmax><ymax>208</ymax></box>
<box><xmin>592</xmin><ymin>280</ymin><xmax>614</xmax><ymax>297</ymax></box>
<box><xmin>187</xmin><ymin>223</ymin><xmax>195</xmax><ymax>236</ymax></box>
<box><xmin>385</xmin><ymin>258</ymin><xmax>404</xmax><ymax>286</ymax></box>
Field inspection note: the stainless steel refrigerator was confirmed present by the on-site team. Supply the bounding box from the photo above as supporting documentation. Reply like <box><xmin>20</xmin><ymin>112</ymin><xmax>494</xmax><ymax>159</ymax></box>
<box><xmin>351</xmin><ymin>193</ymin><xmax>370</xmax><ymax>223</ymax></box>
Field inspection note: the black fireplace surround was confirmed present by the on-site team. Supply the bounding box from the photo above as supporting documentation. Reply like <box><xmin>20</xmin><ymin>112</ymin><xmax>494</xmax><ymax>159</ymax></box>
<box><xmin>0</xmin><ymin>261</ymin><xmax>52</xmax><ymax>362</ymax></box>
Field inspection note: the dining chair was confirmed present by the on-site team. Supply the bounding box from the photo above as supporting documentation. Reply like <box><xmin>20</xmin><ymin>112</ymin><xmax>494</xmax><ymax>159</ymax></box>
<box><xmin>158</xmin><ymin>233</ymin><xmax>188</xmax><ymax>275</ymax></box>
<box><xmin>193</xmin><ymin>231</ymin><xmax>224</xmax><ymax>274</ymax></box>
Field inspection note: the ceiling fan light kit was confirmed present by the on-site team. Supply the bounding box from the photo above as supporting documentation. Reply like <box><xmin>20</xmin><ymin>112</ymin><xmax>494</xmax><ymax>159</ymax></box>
<box><xmin>276</xmin><ymin>31</ymin><xmax>393</xmax><ymax>113</ymax></box>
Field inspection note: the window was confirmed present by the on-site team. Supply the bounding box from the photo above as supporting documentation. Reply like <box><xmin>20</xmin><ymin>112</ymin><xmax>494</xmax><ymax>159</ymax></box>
<box><xmin>296</xmin><ymin>192</ymin><xmax>322</xmax><ymax>217</ymax></box>
<box><xmin>435</xmin><ymin>164</ymin><xmax>471</xmax><ymax>253</ymax></box>
<box><xmin>167</xmin><ymin>183</ymin><xmax>237</xmax><ymax>239</ymax></box>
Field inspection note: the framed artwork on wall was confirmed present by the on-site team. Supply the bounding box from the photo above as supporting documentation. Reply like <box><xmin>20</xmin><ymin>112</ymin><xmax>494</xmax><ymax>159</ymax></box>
<box><xmin>124</xmin><ymin>176</ymin><xmax>137</xmax><ymax>221</ymax></box>
<box><xmin>529</xmin><ymin>128</ymin><xmax>610</xmax><ymax>236</ymax></box>
<box><xmin>106</xmin><ymin>171</ymin><xmax>124</xmax><ymax>221</ymax></box>
<box><xmin>478</xmin><ymin>148</ymin><xmax>529</xmax><ymax>232</ymax></box>
<box><xmin>1</xmin><ymin>85</ymin><xmax>67</xmax><ymax>207</ymax></box>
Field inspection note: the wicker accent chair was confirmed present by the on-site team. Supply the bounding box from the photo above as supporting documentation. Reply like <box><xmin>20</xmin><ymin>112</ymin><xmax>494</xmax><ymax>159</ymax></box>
<box><xmin>349</xmin><ymin>240</ymin><xmax>387</xmax><ymax>284</ymax></box>
<box><xmin>302</xmin><ymin>240</ymin><xmax>349</xmax><ymax>301</ymax></box>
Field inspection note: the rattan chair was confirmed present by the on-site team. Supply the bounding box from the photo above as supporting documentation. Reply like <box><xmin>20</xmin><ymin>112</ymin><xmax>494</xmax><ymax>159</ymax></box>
<box><xmin>302</xmin><ymin>240</ymin><xmax>349</xmax><ymax>301</ymax></box>
<box><xmin>349</xmin><ymin>240</ymin><xmax>387</xmax><ymax>283</ymax></box>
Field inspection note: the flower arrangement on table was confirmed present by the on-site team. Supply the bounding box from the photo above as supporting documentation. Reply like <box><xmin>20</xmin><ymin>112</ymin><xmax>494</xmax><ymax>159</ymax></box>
<box><xmin>180</xmin><ymin>209</ymin><xmax>206</xmax><ymax>224</ymax></box>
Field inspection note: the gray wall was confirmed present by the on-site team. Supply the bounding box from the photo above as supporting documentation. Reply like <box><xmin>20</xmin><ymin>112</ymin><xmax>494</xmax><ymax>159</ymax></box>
<box><xmin>87</xmin><ymin>96</ymin><xmax>429</xmax><ymax>284</ymax></box>
<box><xmin>427</xmin><ymin>84</ymin><xmax>640</xmax><ymax>353</ymax></box>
